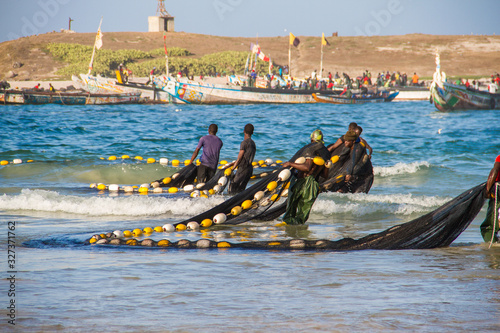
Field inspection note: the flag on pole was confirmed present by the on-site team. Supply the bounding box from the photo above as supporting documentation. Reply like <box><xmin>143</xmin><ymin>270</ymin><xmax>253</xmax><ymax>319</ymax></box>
<box><xmin>251</xmin><ymin>43</ymin><xmax>270</xmax><ymax>62</ymax></box>
<box><xmin>289</xmin><ymin>33</ymin><xmax>300</xmax><ymax>47</ymax></box>
<box><xmin>163</xmin><ymin>32</ymin><xmax>168</xmax><ymax>55</ymax></box>
<box><xmin>95</xmin><ymin>27</ymin><xmax>103</xmax><ymax>49</ymax></box>
<box><xmin>321</xmin><ymin>33</ymin><xmax>330</xmax><ymax>46</ymax></box>
<box><xmin>258</xmin><ymin>51</ymin><xmax>270</xmax><ymax>62</ymax></box>
<box><xmin>250</xmin><ymin>43</ymin><xmax>259</xmax><ymax>54</ymax></box>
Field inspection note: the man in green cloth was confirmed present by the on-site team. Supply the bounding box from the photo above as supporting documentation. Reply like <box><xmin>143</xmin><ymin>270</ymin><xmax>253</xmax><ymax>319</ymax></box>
<box><xmin>480</xmin><ymin>154</ymin><xmax>500</xmax><ymax>244</ymax></box>
<box><xmin>282</xmin><ymin>130</ymin><xmax>330</xmax><ymax>225</ymax></box>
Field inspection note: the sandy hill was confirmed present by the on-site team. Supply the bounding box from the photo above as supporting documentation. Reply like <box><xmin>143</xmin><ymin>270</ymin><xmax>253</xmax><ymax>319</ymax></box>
<box><xmin>1</xmin><ymin>31</ymin><xmax>499</xmax><ymax>81</ymax></box>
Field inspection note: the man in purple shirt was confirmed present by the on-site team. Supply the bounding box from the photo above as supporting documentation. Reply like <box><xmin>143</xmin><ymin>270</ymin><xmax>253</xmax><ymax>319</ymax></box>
<box><xmin>190</xmin><ymin>124</ymin><xmax>223</xmax><ymax>183</ymax></box>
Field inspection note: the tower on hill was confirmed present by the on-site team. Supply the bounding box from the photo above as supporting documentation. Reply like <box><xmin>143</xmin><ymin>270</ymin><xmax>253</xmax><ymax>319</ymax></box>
<box><xmin>148</xmin><ymin>0</ymin><xmax>175</xmax><ymax>32</ymax></box>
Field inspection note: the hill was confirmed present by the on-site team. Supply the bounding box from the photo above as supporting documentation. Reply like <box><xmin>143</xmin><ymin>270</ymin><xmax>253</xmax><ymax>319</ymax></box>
<box><xmin>1</xmin><ymin>31</ymin><xmax>499</xmax><ymax>81</ymax></box>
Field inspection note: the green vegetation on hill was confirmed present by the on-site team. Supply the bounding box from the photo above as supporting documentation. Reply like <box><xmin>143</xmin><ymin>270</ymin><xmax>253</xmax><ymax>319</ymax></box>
<box><xmin>45</xmin><ymin>43</ymin><xmax>270</xmax><ymax>78</ymax></box>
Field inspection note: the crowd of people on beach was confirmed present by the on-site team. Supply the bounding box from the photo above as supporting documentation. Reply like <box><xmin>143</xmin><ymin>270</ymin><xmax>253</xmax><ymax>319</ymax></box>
<box><xmin>242</xmin><ymin>66</ymin><xmax>424</xmax><ymax>92</ymax></box>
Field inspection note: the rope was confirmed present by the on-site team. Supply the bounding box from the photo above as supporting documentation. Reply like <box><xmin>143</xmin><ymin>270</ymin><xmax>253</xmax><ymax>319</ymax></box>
<box><xmin>488</xmin><ymin>182</ymin><xmax>499</xmax><ymax>249</ymax></box>
<box><xmin>57</xmin><ymin>91</ymin><xmax>67</xmax><ymax>106</ymax></box>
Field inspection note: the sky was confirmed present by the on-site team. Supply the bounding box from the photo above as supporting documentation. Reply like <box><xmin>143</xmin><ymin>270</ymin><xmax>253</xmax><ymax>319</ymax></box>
<box><xmin>1</xmin><ymin>0</ymin><xmax>500</xmax><ymax>43</ymax></box>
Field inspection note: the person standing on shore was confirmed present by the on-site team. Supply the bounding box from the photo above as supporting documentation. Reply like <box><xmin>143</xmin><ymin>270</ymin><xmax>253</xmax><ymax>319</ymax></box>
<box><xmin>190</xmin><ymin>124</ymin><xmax>223</xmax><ymax>184</ymax></box>
<box><xmin>227</xmin><ymin>124</ymin><xmax>256</xmax><ymax>194</ymax></box>
<box><xmin>480</xmin><ymin>154</ymin><xmax>500</xmax><ymax>244</ymax></box>
<box><xmin>146</xmin><ymin>67</ymin><xmax>157</xmax><ymax>85</ymax></box>
<box><xmin>411</xmin><ymin>72</ymin><xmax>419</xmax><ymax>86</ymax></box>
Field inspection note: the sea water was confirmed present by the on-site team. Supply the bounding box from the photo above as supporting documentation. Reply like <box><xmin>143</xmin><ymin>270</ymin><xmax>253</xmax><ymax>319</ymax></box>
<box><xmin>0</xmin><ymin>101</ymin><xmax>499</xmax><ymax>332</ymax></box>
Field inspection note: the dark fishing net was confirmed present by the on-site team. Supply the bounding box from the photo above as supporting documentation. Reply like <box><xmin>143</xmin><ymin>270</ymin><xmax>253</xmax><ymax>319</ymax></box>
<box><xmin>153</xmin><ymin>163</ymin><xmax>197</xmax><ymax>188</ymax></box>
<box><xmin>103</xmin><ymin>183</ymin><xmax>484</xmax><ymax>251</ymax></box>
<box><xmin>237</xmin><ymin>182</ymin><xmax>486</xmax><ymax>250</ymax></box>
<box><xmin>176</xmin><ymin>141</ymin><xmax>376</xmax><ymax>226</ymax></box>
<box><xmin>153</xmin><ymin>163</ymin><xmax>229</xmax><ymax>192</ymax></box>
<box><xmin>320</xmin><ymin>142</ymin><xmax>373</xmax><ymax>193</ymax></box>
<box><xmin>93</xmin><ymin>182</ymin><xmax>485</xmax><ymax>251</ymax></box>
<box><xmin>177</xmin><ymin>169</ymin><xmax>284</xmax><ymax>225</ymax></box>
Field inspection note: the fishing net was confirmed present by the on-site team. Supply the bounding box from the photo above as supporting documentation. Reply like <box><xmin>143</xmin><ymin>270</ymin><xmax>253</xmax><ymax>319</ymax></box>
<box><xmin>178</xmin><ymin>141</ymin><xmax>375</xmax><ymax>224</ymax></box>
<box><xmin>90</xmin><ymin>183</ymin><xmax>485</xmax><ymax>251</ymax></box>
<box><xmin>320</xmin><ymin>142</ymin><xmax>373</xmax><ymax>193</ymax></box>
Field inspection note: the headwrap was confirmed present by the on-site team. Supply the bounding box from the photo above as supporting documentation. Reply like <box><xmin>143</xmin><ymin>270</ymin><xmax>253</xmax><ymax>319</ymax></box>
<box><xmin>310</xmin><ymin>129</ymin><xmax>324</xmax><ymax>144</ymax></box>
<box><xmin>344</xmin><ymin>130</ymin><xmax>358</xmax><ymax>141</ymax></box>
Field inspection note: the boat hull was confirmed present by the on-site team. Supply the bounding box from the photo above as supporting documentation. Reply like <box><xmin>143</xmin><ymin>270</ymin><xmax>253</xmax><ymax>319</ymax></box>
<box><xmin>75</xmin><ymin>74</ymin><xmax>176</xmax><ymax>103</ymax></box>
<box><xmin>158</xmin><ymin>78</ymin><xmax>341</xmax><ymax>104</ymax></box>
<box><xmin>1</xmin><ymin>90</ymin><xmax>142</xmax><ymax>105</ymax></box>
<box><xmin>0</xmin><ymin>90</ymin><xmax>25</xmax><ymax>104</ymax></box>
<box><xmin>312</xmin><ymin>91</ymin><xmax>399</xmax><ymax>104</ymax></box>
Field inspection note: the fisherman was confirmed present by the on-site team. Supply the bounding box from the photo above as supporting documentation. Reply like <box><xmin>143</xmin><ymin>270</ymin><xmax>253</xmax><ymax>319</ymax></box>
<box><xmin>354</xmin><ymin>125</ymin><xmax>372</xmax><ymax>158</ymax></box>
<box><xmin>480</xmin><ymin>154</ymin><xmax>500</xmax><ymax>244</ymax></box>
<box><xmin>49</xmin><ymin>83</ymin><xmax>56</xmax><ymax>92</ymax></box>
<box><xmin>250</xmin><ymin>70</ymin><xmax>257</xmax><ymax>87</ymax></box>
<box><xmin>335</xmin><ymin>130</ymin><xmax>373</xmax><ymax>193</ymax></box>
<box><xmin>146</xmin><ymin>67</ymin><xmax>157</xmax><ymax>85</ymax></box>
<box><xmin>118</xmin><ymin>63</ymin><xmax>129</xmax><ymax>83</ymax></box>
<box><xmin>281</xmin><ymin>129</ymin><xmax>330</xmax><ymax>225</ymax></box>
<box><xmin>190</xmin><ymin>124</ymin><xmax>223</xmax><ymax>184</ymax></box>
<box><xmin>227</xmin><ymin>124</ymin><xmax>256</xmax><ymax>194</ymax></box>
<box><xmin>327</xmin><ymin>122</ymin><xmax>358</xmax><ymax>153</ymax></box>
<box><xmin>411</xmin><ymin>72</ymin><xmax>419</xmax><ymax>86</ymax></box>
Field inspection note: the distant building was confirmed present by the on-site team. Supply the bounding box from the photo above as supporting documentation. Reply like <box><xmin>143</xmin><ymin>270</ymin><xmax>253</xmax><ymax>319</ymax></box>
<box><xmin>148</xmin><ymin>0</ymin><xmax>174</xmax><ymax>32</ymax></box>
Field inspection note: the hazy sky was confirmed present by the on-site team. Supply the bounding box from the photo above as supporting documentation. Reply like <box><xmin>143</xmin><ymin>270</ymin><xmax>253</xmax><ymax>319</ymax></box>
<box><xmin>1</xmin><ymin>0</ymin><xmax>499</xmax><ymax>43</ymax></box>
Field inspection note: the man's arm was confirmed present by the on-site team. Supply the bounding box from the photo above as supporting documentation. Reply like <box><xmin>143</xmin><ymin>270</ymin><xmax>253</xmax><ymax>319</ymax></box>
<box><xmin>190</xmin><ymin>147</ymin><xmax>200</xmax><ymax>164</ymax></box>
<box><xmin>232</xmin><ymin>149</ymin><xmax>245</xmax><ymax>169</ymax></box>
<box><xmin>283</xmin><ymin>159</ymin><xmax>313</xmax><ymax>173</ymax></box>
<box><xmin>327</xmin><ymin>137</ymin><xmax>343</xmax><ymax>153</ymax></box>
<box><xmin>361</xmin><ymin>137</ymin><xmax>373</xmax><ymax>156</ymax></box>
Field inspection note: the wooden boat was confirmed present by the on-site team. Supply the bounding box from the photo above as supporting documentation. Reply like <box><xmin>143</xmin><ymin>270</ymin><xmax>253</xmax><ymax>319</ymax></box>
<box><xmin>312</xmin><ymin>91</ymin><xmax>399</xmax><ymax>104</ymax></box>
<box><xmin>0</xmin><ymin>89</ymin><xmax>142</xmax><ymax>105</ymax></box>
<box><xmin>431</xmin><ymin>81</ymin><xmax>500</xmax><ymax>111</ymax></box>
<box><xmin>155</xmin><ymin>77</ymin><xmax>341</xmax><ymax>104</ymax></box>
<box><xmin>74</xmin><ymin>74</ymin><xmax>176</xmax><ymax>103</ymax></box>
<box><xmin>0</xmin><ymin>90</ymin><xmax>25</xmax><ymax>104</ymax></box>
<box><xmin>431</xmin><ymin>52</ymin><xmax>500</xmax><ymax>111</ymax></box>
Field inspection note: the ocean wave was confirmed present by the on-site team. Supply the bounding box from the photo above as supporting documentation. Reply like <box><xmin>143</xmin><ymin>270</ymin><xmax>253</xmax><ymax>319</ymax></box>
<box><xmin>0</xmin><ymin>189</ymin><xmax>225</xmax><ymax>217</ymax></box>
<box><xmin>312</xmin><ymin>192</ymin><xmax>450</xmax><ymax>216</ymax></box>
<box><xmin>374</xmin><ymin>161</ymin><xmax>431</xmax><ymax>177</ymax></box>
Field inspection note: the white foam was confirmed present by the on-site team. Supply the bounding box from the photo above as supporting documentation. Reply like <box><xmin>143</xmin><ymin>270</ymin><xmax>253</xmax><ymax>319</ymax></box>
<box><xmin>374</xmin><ymin>161</ymin><xmax>430</xmax><ymax>177</ymax></box>
<box><xmin>312</xmin><ymin>192</ymin><xmax>450</xmax><ymax>216</ymax></box>
<box><xmin>0</xmin><ymin>189</ymin><xmax>224</xmax><ymax>217</ymax></box>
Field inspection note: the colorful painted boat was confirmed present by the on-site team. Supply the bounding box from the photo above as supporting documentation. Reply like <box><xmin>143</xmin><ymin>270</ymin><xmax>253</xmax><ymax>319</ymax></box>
<box><xmin>0</xmin><ymin>90</ymin><xmax>25</xmax><ymax>104</ymax></box>
<box><xmin>155</xmin><ymin>77</ymin><xmax>341</xmax><ymax>104</ymax></box>
<box><xmin>74</xmin><ymin>74</ymin><xmax>176</xmax><ymax>103</ymax></box>
<box><xmin>431</xmin><ymin>52</ymin><xmax>500</xmax><ymax>111</ymax></box>
<box><xmin>312</xmin><ymin>91</ymin><xmax>399</xmax><ymax>104</ymax></box>
<box><xmin>1</xmin><ymin>89</ymin><xmax>142</xmax><ymax>105</ymax></box>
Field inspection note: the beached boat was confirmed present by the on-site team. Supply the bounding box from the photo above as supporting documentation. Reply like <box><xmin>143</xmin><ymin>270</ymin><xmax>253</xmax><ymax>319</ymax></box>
<box><xmin>0</xmin><ymin>89</ymin><xmax>142</xmax><ymax>105</ymax></box>
<box><xmin>0</xmin><ymin>90</ymin><xmax>25</xmax><ymax>104</ymax></box>
<box><xmin>392</xmin><ymin>86</ymin><xmax>429</xmax><ymax>101</ymax></box>
<box><xmin>155</xmin><ymin>77</ymin><xmax>341</xmax><ymax>104</ymax></box>
<box><xmin>74</xmin><ymin>74</ymin><xmax>176</xmax><ymax>103</ymax></box>
<box><xmin>312</xmin><ymin>91</ymin><xmax>399</xmax><ymax>104</ymax></box>
<box><xmin>431</xmin><ymin>52</ymin><xmax>500</xmax><ymax>111</ymax></box>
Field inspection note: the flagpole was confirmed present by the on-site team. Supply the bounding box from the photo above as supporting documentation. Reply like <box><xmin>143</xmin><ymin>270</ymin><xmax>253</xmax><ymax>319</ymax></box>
<box><xmin>320</xmin><ymin>40</ymin><xmax>324</xmax><ymax>79</ymax></box>
<box><xmin>288</xmin><ymin>42</ymin><xmax>291</xmax><ymax>78</ymax></box>
<box><xmin>163</xmin><ymin>32</ymin><xmax>169</xmax><ymax>77</ymax></box>
<box><xmin>165</xmin><ymin>56</ymin><xmax>169</xmax><ymax>77</ymax></box>
<box><xmin>88</xmin><ymin>17</ymin><xmax>103</xmax><ymax>75</ymax></box>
